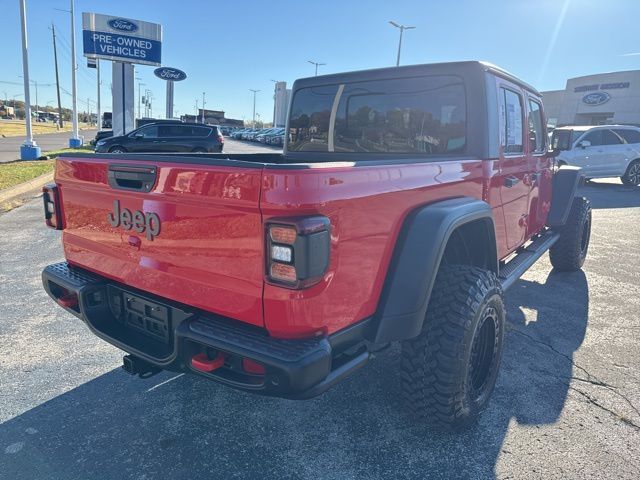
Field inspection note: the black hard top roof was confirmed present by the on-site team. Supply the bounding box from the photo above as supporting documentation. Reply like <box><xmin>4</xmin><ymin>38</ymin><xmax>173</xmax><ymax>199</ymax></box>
<box><xmin>292</xmin><ymin>60</ymin><xmax>541</xmax><ymax>96</ymax></box>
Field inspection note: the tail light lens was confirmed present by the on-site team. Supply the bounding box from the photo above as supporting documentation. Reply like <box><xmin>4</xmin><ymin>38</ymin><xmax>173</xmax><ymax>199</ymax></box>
<box><xmin>42</xmin><ymin>183</ymin><xmax>63</xmax><ymax>230</ymax></box>
<box><xmin>266</xmin><ymin>216</ymin><xmax>330</xmax><ymax>289</ymax></box>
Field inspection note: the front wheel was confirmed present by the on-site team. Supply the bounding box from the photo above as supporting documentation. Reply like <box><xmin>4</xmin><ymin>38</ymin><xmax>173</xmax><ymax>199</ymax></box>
<box><xmin>549</xmin><ymin>196</ymin><xmax>591</xmax><ymax>271</ymax></box>
<box><xmin>401</xmin><ymin>265</ymin><xmax>505</xmax><ymax>430</ymax></box>
<box><xmin>621</xmin><ymin>160</ymin><xmax>640</xmax><ymax>186</ymax></box>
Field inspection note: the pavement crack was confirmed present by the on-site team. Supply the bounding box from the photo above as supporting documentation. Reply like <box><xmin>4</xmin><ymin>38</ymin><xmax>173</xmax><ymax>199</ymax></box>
<box><xmin>508</xmin><ymin>325</ymin><xmax>640</xmax><ymax>426</ymax></box>
<box><xmin>569</xmin><ymin>386</ymin><xmax>640</xmax><ymax>431</ymax></box>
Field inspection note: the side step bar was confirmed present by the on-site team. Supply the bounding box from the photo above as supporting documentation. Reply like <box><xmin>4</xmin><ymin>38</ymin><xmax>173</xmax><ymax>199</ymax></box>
<box><xmin>499</xmin><ymin>231</ymin><xmax>560</xmax><ymax>291</ymax></box>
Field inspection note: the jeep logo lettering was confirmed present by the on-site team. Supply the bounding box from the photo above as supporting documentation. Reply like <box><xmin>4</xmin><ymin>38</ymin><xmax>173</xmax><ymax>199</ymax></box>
<box><xmin>107</xmin><ymin>200</ymin><xmax>160</xmax><ymax>241</ymax></box>
<box><xmin>107</xmin><ymin>18</ymin><xmax>139</xmax><ymax>32</ymax></box>
<box><xmin>153</xmin><ymin>67</ymin><xmax>187</xmax><ymax>82</ymax></box>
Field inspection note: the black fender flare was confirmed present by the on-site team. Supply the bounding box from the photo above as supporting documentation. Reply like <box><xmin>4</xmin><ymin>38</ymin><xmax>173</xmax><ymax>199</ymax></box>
<box><xmin>547</xmin><ymin>166</ymin><xmax>582</xmax><ymax>227</ymax></box>
<box><xmin>371</xmin><ymin>197</ymin><xmax>498</xmax><ymax>344</ymax></box>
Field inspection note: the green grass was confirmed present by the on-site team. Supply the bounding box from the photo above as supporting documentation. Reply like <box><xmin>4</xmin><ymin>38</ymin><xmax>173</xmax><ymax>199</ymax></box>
<box><xmin>0</xmin><ymin>146</ymin><xmax>94</xmax><ymax>190</ymax></box>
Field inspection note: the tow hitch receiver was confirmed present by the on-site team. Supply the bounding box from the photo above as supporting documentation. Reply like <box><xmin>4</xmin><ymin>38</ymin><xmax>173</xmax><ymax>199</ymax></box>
<box><xmin>122</xmin><ymin>354</ymin><xmax>161</xmax><ymax>378</ymax></box>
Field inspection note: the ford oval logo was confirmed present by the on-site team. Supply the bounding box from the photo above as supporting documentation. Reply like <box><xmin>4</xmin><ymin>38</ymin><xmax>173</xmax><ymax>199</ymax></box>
<box><xmin>582</xmin><ymin>92</ymin><xmax>610</xmax><ymax>106</ymax></box>
<box><xmin>154</xmin><ymin>67</ymin><xmax>187</xmax><ymax>82</ymax></box>
<box><xmin>107</xmin><ymin>18</ymin><xmax>139</xmax><ymax>32</ymax></box>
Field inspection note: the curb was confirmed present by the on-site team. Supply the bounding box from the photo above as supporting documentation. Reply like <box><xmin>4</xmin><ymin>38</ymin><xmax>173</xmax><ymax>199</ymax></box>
<box><xmin>0</xmin><ymin>171</ymin><xmax>54</xmax><ymax>207</ymax></box>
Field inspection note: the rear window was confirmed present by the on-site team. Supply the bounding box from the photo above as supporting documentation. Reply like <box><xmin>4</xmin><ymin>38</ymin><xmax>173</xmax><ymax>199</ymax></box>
<box><xmin>288</xmin><ymin>75</ymin><xmax>466</xmax><ymax>155</ymax></box>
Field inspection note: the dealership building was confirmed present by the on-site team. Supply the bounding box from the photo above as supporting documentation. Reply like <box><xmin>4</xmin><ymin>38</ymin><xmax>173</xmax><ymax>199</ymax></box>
<box><xmin>542</xmin><ymin>69</ymin><xmax>640</xmax><ymax>127</ymax></box>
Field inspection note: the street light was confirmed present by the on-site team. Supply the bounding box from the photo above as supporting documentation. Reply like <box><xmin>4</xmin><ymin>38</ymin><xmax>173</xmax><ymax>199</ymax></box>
<box><xmin>249</xmin><ymin>89</ymin><xmax>260</xmax><ymax>128</ymax></box>
<box><xmin>307</xmin><ymin>60</ymin><xmax>326</xmax><ymax>76</ymax></box>
<box><xmin>136</xmin><ymin>79</ymin><xmax>145</xmax><ymax>119</ymax></box>
<box><xmin>389</xmin><ymin>21</ymin><xmax>416</xmax><ymax>66</ymax></box>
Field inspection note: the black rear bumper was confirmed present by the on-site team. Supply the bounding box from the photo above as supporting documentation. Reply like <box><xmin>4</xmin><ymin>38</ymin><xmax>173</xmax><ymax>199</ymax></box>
<box><xmin>42</xmin><ymin>262</ymin><xmax>369</xmax><ymax>398</ymax></box>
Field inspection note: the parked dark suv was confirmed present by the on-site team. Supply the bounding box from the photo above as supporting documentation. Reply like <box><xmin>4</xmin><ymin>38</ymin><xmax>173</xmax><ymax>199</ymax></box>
<box><xmin>95</xmin><ymin>122</ymin><xmax>224</xmax><ymax>153</ymax></box>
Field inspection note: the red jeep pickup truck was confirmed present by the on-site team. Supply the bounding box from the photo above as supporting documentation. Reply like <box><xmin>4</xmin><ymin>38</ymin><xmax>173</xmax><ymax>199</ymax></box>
<box><xmin>42</xmin><ymin>61</ymin><xmax>590</xmax><ymax>429</ymax></box>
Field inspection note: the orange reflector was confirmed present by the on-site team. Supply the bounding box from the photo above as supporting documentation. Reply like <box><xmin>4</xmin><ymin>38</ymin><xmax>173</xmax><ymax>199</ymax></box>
<box><xmin>270</xmin><ymin>226</ymin><xmax>297</xmax><ymax>245</ymax></box>
<box><xmin>242</xmin><ymin>358</ymin><xmax>266</xmax><ymax>375</ymax></box>
<box><xmin>270</xmin><ymin>262</ymin><xmax>297</xmax><ymax>283</ymax></box>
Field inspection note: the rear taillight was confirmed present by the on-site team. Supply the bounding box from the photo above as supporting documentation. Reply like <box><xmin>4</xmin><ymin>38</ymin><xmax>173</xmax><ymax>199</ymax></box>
<box><xmin>42</xmin><ymin>183</ymin><xmax>63</xmax><ymax>230</ymax></box>
<box><xmin>266</xmin><ymin>216</ymin><xmax>330</xmax><ymax>289</ymax></box>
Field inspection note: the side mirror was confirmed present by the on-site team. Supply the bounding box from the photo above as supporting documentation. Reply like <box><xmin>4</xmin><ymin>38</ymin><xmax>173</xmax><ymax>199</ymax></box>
<box><xmin>578</xmin><ymin>140</ymin><xmax>591</xmax><ymax>149</ymax></box>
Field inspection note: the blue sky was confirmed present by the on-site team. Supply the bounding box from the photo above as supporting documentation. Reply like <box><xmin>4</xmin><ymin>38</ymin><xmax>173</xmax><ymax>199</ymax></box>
<box><xmin>2</xmin><ymin>0</ymin><xmax>640</xmax><ymax>122</ymax></box>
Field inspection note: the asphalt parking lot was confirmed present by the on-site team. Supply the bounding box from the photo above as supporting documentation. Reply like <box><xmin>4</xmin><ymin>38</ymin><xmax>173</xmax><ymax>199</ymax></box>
<box><xmin>0</xmin><ymin>163</ymin><xmax>639</xmax><ymax>478</ymax></box>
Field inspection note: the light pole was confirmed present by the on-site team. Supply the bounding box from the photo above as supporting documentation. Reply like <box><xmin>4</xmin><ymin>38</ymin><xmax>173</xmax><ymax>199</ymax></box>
<box><xmin>307</xmin><ymin>60</ymin><xmax>326</xmax><ymax>76</ymax></box>
<box><xmin>18</xmin><ymin>0</ymin><xmax>40</xmax><ymax>159</ymax></box>
<box><xmin>249</xmin><ymin>89</ymin><xmax>260</xmax><ymax>128</ymax></box>
<box><xmin>389</xmin><ymin>21</ymin><xmax>415</xmax><ymax>66</ymax></box>
<box><xmin>195</xmin><ymin>98</ymin><xmax>198</xmax><ymax>118</ymax></box>
<box><xmin>201</xmin><ymin>92</ymin><xmax>206</xmax><ymax>123</ymax></box>
<box><xmin>69</xmin><ymin>0</ymin><xmax>81</xmax><ymax>146</ymax></box>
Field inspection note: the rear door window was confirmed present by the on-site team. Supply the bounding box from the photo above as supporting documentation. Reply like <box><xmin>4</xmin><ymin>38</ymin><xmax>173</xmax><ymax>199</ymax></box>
<box><xmin>501</xmin><ymin>88</ymin><xmax>524</xmax><ymax>154</ymax></box>
<box><xmin>602</xmin><ymin>129</ymin><xmax>623</xmax><ymax>145</ymax></box>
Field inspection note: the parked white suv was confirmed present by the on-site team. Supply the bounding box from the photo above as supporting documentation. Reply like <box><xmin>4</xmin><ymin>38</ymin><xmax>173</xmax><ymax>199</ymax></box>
<box><xmin>551</xmin><ymin>125</ymin><xmax>640</xmax><ymax>185</ymax></box>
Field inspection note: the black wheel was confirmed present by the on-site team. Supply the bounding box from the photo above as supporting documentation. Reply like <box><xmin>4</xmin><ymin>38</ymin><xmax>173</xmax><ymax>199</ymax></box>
<box><xmin>621</xmin><ymin>160</ymin><xmax>640</xmax><ymax>186</ymax></box>
<box><xmin>549</xmin><ymin>196</ymin><xmax>591</xmax><ymax>272</ymax></box>
<box><xmin>401</xmin><ymin>265</ymin><xmax>505</xmax><ymax>430</ymax></box>
<box><xmin>108</xmin><ymin>146</ymin><xmax>127</xmax><ymax>154</ymax></box>
<box><xmin>191</xmin><ymin>147</ymin><xmax>207</xmax><ymax>153</ymax></box>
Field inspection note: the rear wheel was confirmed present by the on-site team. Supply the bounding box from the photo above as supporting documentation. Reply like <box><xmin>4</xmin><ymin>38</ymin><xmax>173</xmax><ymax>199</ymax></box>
<box><xmin>108</xmin><ymin>146</ymin><xmax>127</xmax><ymax>154</ymax></box>
<box><xmin>401</xmin><ymin>265</ymin><xmax>505</xmax><ymax>430</ymax></box>
<box><xmin>191</xmin><ymin>147</ymin><xmax>207</xmax><ymax>153</ymax></box>
<box><xmin>549</xmin><ymin>196</ymin><xmax>591</xmax><ymax>271</ymax></box>
<box><xmin>621</xmin><ymin>160</ymin><xmax>640</xmax><ymax>186</ymax></box>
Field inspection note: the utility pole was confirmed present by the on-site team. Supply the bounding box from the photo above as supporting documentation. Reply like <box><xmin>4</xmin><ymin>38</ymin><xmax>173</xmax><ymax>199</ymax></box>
<box><xmin>96</xmin><ymin>60</ymin><xmax>101</xmax><ymax>129</ymax></box>
<box><xmin>51</xmin><ymin>23</ymin><xmax>63</xmax><ymax>127</ymax></box>
<box><xmin>87</xmin><ymin>97</ymin><xmax>91</xmax><ymax>125</ymax></box>
<box><xmin>307</xmin><ymin>60</ymin><xmax>325</xmax><ymax>76</ymax></box>
<box><xmin>69</xmin><ymin>0</ymin><xmax>80</xmax><ymax>146</ymax></box>
<box><xmin>201</xmin><ymin>92</ymin><xmax>206</xmax><ymax>123</ymax></box>
<box><xmin>18</xmin><ymin>0</ymin><xmax>40</xmax><ymax>159</ymax></box>
<box><xmin>249</xmin><ymin>89</ymin><xmax>260</xmax><ymax>128</ymax></box>
<box><xmin>195</xmin><ymin>99</ymin><xmax>198</xmax><ymax>118</ymax></box>
<box><xmin>389</xmin><ymin>21</ymin><xmax>416</xmax><ymax>66</ymax></box>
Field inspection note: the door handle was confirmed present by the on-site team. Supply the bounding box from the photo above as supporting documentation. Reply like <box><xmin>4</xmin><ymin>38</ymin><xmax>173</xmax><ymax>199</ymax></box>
<box><xmin>504</xmin><ymin>176</ymin><xmax>520</xmax><ymax>188</ymax></box>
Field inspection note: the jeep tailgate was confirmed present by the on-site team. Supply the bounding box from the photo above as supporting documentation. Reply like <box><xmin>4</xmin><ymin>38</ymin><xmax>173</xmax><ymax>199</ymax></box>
<box><xmin>55</xmin><ymin>156</ymin><xmax>265</xmax><ymax>327</ymax></box>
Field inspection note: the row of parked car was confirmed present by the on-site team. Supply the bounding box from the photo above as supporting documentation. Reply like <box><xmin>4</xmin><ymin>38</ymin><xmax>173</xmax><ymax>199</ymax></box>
<box><xmin>230</xmin><ymin>127</ymin><xmax>286</xmax><ymax>146</ymax></box>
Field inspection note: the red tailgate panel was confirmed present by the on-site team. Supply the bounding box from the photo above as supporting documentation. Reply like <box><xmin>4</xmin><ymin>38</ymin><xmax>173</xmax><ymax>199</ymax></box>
<box><xmin>56</xmin><ymin>157</ymin><xmax>265</xmax><ymax>327</ymax></box>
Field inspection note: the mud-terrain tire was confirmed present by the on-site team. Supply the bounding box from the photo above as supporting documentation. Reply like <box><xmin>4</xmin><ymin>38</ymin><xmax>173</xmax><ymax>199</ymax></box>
<box><xmin>621</xmin><ymin>160</ymin><xmax>640</xmax><ymax>186</ymax></box>
<box><xmin>401</xmin><ymin>265</ymin><xmax>505</xmax><ymax>431</ymax></box>
<box><xmin>549</xmin><ymin>197</ymin><xmax>591</xmax><ymax>271</ymax></box>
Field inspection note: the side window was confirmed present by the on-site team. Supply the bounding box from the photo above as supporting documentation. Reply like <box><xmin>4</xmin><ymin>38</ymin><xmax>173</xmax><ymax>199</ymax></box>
<box><xmin>582</xmin><ymin>130</ymin><xmax>603</xmax><ymax>146</ymax></box>
<box><xmin>137</xmin><ymin>126</ymin><xmax>158</xmax><ymax>138</ymax></box>
<box><xmin>192</xmin><ymin>126</ymin><xmax>213</xmax><ymax>137</ymax></box>
<box><xmin>287</xmin><ymin>85</ymin><xmax>339</xmax><ymax>152</ymax></box>
<box><xmin>159</xmin><ymin>125</ymin><xmax>187</xmax><ymax>137</ymax></box>
<box><xmin>602</xmin><ymin>129</ymin><xmax>623</xmax><ymax>146</ymax></box>
<box><xmin>527</xmin><ymin>99</ymin><xmax>545</xmax><ymax>153</ymax></box>
<box><xmin>501</xmin><ymin>88</ymin><xmax>524</xmax><ymax>154</ymax></box>
<box><xmin>614</xmin><ymin>129</ymin><xmax>640</xmax><ymax>144</ymax></box>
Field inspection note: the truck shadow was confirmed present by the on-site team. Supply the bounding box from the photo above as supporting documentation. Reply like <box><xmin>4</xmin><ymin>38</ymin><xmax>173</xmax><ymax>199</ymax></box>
<box><xmin>579</xmin><ymin>180</ymin><xmax>640</xmax><ymax>209</ymax></box>
<box><xmin>0</xmin><ymin>271</ymin><xmax>588</xmax><ymax>480</ymax></box>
